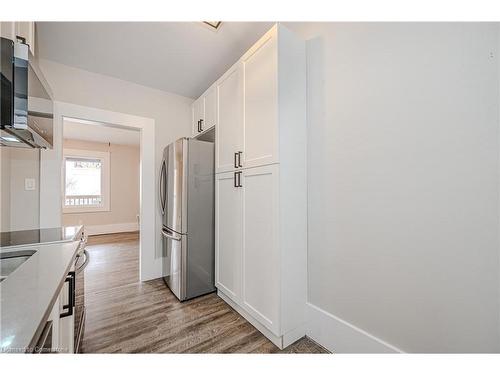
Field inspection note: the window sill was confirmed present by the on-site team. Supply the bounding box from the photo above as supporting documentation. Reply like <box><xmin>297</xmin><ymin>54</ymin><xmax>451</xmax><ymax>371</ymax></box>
<box><xmin>63</xmin><ymin>206</ymin><xmax>110</xmax><ymax>214</ymax></box>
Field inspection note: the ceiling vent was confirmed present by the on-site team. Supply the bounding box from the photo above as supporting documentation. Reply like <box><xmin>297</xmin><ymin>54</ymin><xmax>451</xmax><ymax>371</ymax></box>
<box><xmin>203</xmin><ymin>21</ymin><xmax>222</xmax><ymax>31</ymax></box>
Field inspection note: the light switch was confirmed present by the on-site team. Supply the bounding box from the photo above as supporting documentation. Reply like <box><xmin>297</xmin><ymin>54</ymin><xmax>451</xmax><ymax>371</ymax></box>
<box><xmin>25</xmin><ymin>178</ymin><xmax>36</xmax><ymax>191</ymax></box>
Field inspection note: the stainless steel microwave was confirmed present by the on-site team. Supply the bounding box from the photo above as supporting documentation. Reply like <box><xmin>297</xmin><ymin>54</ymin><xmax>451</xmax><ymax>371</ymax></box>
<box><xmin>1</xmin><ymin>37</ymin><xmax>53</xmax><ymax>148</ymax></box>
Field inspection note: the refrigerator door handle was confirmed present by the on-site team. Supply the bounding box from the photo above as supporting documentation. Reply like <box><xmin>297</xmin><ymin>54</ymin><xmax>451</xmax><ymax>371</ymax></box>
<box><xmin>162</xmin><ymin>228</ymin><xmax>181</xmax><ymax>241</ymax></box>
<box><xmin>159</xmin><ymin>160</ymin><xmax>166</xmax><ymax>215</ymax></box>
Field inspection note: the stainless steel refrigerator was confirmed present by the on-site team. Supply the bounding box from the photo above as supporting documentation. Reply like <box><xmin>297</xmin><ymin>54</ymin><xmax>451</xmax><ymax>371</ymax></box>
<box><xmin>159</xmin><ymin>137</ymin><xmax>215</xmax><ymax>301</ymax></box>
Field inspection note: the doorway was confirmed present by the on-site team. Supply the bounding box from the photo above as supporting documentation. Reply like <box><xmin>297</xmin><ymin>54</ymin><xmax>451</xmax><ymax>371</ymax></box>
<box><xmin>62</xmin><ymin>117</ymin><xmax>141</xmax><ymax>284</ymax></box>
<box><xmin>43</xmin><ymin>102</ymin><xmax>159</xmax><ymax>281</ymax></box>
<box><xmin>62</xmin><ymin>118</ymin><xmax>141</xmax><ymax>236</ymax></box>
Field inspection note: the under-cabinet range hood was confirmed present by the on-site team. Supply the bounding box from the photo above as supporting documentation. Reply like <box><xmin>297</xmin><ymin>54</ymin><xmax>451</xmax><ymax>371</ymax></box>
<box><xmin>1</xmin><ymin>37</ymin><xmax>53</xmax><ymax>149</ymax></box>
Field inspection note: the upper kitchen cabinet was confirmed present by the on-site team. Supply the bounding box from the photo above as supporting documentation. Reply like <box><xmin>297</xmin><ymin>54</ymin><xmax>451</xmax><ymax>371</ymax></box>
<box><xmin>192</xmin><ymin>84</ymin><xmax>217</xmax><ymax>137</ymax></box>
<box><xmin>216</xmin><ymin>62</ymin><xmax>243</xmax><ymax>173</ymax></box>
<box><xmin>215</xmin><ymin>170</ymin><xmax>243</xmax><ymax>303</ymax></box>
<box><xmin>204</xmin><ymin>84</ymin><xmax>217</xmax><ymax>131</ymax></box>
<box><xmin>240</xmin><ymin>27</ymin><xmax>278</xmax><ymax>170</ymax></box>
<box><xmin>192</xmin><ymin>96</ymin><xmax>204</xmax><ymax>136</ymax></box>
<box><xmin>16</xmin><ymin>22</ymin><xmax>35</xmax><ymax>55</ymax></box>
<box><xmin>216</xmin><ymin>24</ymin><xmax>305</xmax><ymax>173</ymax></box>
<box><xmin>0</xmin><ymin>21</ymin><xmax>36</xmax><ymax>55</ymax></box>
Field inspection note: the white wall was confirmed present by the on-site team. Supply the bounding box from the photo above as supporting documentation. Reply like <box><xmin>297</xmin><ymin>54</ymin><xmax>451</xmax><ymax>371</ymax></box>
<box><xmin>285</xmin><ymin>22</ymin><xmax>500</xmax><ymax>352</ymax></box>
<box><xmin>0</xmin><ymin>147</ymin><xmax>40</xmax><ymax>232</ymax></box>
<box><xmin>0</xmin><ymin>147</ymin><xmax>12</xmax><ymax>232</ymax></box>
<box><xmin>62</xmin><ymin>139</ymin><xmax>140</xmax><ymax>234</ymax></box>
<box><xmin>38</xmin><ymin>59</ymin><xmax>193</xmax><ymax>263</ymax></box>
<box><xmin>9</xmin><ymin>148</ymin><xmax>40</xmax><ymax>231</ymax></box>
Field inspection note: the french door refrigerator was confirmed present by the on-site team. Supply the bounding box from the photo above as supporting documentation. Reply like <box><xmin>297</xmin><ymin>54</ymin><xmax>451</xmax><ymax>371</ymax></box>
<box><xmin>159</xmin><ymin>137</ymin><xmax>215</xmax><ymax>301</ymax></box>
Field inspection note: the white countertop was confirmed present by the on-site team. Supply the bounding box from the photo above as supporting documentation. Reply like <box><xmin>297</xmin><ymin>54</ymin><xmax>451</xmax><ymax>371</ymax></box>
<box><xmin>0</xmin><ymin>240</ymin><xmax>80</xmax><ymax>353</ymax></box>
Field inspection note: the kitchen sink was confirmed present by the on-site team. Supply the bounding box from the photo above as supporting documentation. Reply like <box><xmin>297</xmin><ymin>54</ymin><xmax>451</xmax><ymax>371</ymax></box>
<box><xmin>0</xmin><ymin>249</ymin><xmax>37</xmax><ymax>282</ymax></box>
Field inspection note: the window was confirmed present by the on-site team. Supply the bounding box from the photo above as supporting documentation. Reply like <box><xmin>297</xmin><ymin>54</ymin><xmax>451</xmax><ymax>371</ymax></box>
<box><xmin>63</xmin><ymin>149</ymin><xmax>110</xmax><ymax>213</ymax></box>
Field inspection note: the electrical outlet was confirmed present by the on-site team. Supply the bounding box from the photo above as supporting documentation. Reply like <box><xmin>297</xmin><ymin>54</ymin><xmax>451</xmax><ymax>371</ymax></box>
<box><xmin>24</xmin><ymin>178</ymin><xmax>36</xmax><ymax>191</ymax></box>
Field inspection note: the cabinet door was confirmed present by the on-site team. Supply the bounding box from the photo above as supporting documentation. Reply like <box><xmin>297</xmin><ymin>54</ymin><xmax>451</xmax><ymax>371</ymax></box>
<box><xmin>0</xmin><ymin>22</ymin><xmax>15</xmax><ymax>40</ymax></box>
<box><xmin>241</xmin><ymin>164</ymin><xmax>280</xmax><ymax>335</ymax></box>
<box><xmin>59</xmin><ymin>269</ymin><xmax>75</xmax><ymax>353</ymax></box>
<box><xmin>203</xmin><ymin>85</ymin><xmax>217</xmax><ymax>132</ymax></box>
<box><xmin>216</xmin><ymin>63</ymin><xmax>243</xmax><ymax>173</ymax></box>
<box><xmin>242</xmin><ymin>29</ymin><xmax>279</xmax><ymax>169</ymax></box>
<box><xmin>191</xmin><ymin>103</ymin><xmax>197</xmax><ymax>137</ymax></box>
<box><xmin>15</xmin><ymin>22</ymin><xmax>35</xmax><ymax>55</ymax></box>
<box><xmin>215</xmin><ymin>171</ymin><xmax>242</xmax><ymax>301</ymax></box>
<box><xmin>192</xmin><ymin>97</ymin><xmax>205</xmax><ymax>136</ymax></box>
<box><xmin>49</xmin><ymin>295</ymin><xmax>61</xmax><ymax>351</ymax></box>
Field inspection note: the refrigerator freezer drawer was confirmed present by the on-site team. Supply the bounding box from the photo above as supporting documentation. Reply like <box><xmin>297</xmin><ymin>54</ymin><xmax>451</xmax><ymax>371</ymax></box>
<box><xmin>162</xmin><ymin>227</ymin><xmax>186</xmax><ymax>300</ymax></box>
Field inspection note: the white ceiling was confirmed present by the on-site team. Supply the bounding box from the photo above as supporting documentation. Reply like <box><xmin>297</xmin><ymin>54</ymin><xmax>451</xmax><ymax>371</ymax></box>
<box><xmin>36</xmin><ymin>22</ymin><xmax>274</xmax><ymax>98</ymax></box>
<box><xmin>64</xmin><ymin>119</ymin><xmax>140</xmax><ymax>146</ymax></box>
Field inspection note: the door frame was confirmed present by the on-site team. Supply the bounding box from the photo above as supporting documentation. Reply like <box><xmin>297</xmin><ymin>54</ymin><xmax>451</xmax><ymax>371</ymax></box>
<box><xmin>40</xmin><ymin>101</ymin><xmax>159</xmax><ymax>281</ymax></box>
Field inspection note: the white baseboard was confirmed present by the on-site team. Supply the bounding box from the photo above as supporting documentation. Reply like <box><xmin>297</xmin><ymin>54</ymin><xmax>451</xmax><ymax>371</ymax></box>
<box><xmin>283</xmin><ymin>324</ymin><xmax>306</xmax><ymax>348</ymax></box>
<box><xmin>217</xmin><ymin>290</ymin><xmax>285</xmax><ymax>349</ymax></box>
<box><xmin>306</xmin><ymin>303</ymin><xmax>403</xmax><ymax>353</ymax></box>
<box><xmin>85</xmin><ymin>222</ymin><xmax>139</xmax><ymax>236</ymax></box>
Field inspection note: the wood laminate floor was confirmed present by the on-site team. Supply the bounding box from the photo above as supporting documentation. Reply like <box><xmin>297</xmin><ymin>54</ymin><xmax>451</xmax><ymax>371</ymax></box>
<box><xmin>81</xmin><ymin>232</ymin><xmax>329</xmax><ymax>354</ymax></box>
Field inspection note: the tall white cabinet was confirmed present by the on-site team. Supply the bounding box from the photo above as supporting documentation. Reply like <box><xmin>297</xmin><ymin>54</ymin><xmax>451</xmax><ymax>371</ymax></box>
<box><xmin>214</xmin><ymin>24</ymin><xmax>307</xmax><ymax>349</ymax></box>
<box><xmin>215</xmin><ymin>63</ymin><xmax>243</xmax><ymax>172</ymax></box>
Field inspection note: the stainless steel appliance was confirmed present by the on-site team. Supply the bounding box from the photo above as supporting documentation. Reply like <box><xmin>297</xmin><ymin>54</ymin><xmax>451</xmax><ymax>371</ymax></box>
<box><xmin>60</xmin><ymin>236</ymin><xmax>87</xmax><ymax>353</ymax></box>
<box><xmin>60</xmin><ymin>232</ymin><xmax>89</xmax><ymax>353</ymax></box>
<box><xmin>160</xmin><ymin>138</ymin><xmax>215</xmax><ymax>301</ymax></box>
<box><xmin>1</xmin><ymin>37</ymin><xmax>53</xmax><ymax>148</ymax></box>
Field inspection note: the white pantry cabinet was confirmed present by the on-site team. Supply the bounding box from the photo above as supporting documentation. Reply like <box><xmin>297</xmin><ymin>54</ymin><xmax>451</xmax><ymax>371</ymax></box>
<box><xmin>216</xmin><ymin>63</ymin><xmax>243</xmax><ymax>172</ymax></box>
<box><xmin>192</xmin><ymin>84</ymin><xmax>217</xmax><ymax>137</ymax></box>
<box><xmin>215</xmin><ymin>24</ymin><xmax>307</xmax><ymax>349</ymax></box>
<box><xmin>215</xmin><ymin>171</ymin><xmax>243</xmax><ymax>302</ymax></box>
<box><xmin>240</xmin><ymin>30</ymin><xmax>279</xmax><ymax>169</ymax></box>
<box><xmin>241</xmin><ymin>164</ymin><xmax>280</xmax><ymax>335</ymax></box>
<box><xmin>216</xmin><ymin>166</ymin><xmax>281</xmax><ymax>334</ymax></box>
<box><xmin>216</xmin><ymin>25</ymin><xmax>297</xmax><ymax>174</ymax></box>
<box><xmin>0</xmin><ymin>21</ymin><xmax>36</xmax><ymax>55</ymax></box>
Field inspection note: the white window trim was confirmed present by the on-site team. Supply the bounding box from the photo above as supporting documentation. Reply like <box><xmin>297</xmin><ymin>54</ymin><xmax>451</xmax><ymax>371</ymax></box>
<box><xmin>62</xmin><ymin>148</ymin><xmax>110</xmax><ymax>214</ymax></box>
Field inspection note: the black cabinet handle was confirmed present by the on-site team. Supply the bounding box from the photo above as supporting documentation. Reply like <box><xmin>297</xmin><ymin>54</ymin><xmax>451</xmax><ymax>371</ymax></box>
<box><xmin>197</xmin><ymin>120</ymin><xmax>200</xmax><ymax>132</ymax></box>
<box><xmin>199</xmin><ymin>119</ymin><xmax>204</xmax><ymax>132</ymax></box>
<box><xmin>69</xmin><ymin>271</ymin><xmax>75</xmax><ymax>307</ymax></box>
<box><xmin>60</xmin><ymin>271</ymin><xmax>75</xmax><ymax>318</ymax></box>
<box><xmin>238</xmin><ymin>151</ymin><xmax>243</xmax><ymax>167</ymax></box>
<box><xmin>234</xmin><ymin>172</ymin><xmax>243</xmax><ymax>187</ymax></box>
<box><xmin>234</xmin><ymin>152</ymin><xmax>238</xmax><ymax>169</ymax></box>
